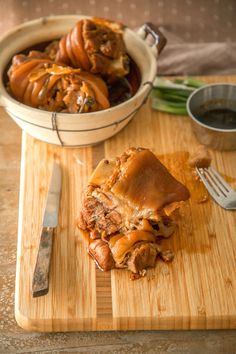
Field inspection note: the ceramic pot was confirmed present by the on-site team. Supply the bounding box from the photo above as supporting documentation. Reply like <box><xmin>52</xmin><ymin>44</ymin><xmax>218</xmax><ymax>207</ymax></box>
<box><xmin>0</xmin><ymin>16</ymin><xmax>166</xmax><ymax>146</ymax></box>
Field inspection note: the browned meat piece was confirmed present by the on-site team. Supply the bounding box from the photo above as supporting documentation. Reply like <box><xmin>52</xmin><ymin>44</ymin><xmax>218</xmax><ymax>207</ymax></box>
<box><xmin>8</xmin><ymin>51</ymin><xmax>50</xmax><ymax>76</ymax></box>
<box><xmin>110</xmin><ymin>147</ymin><xmax>190</xmax><ymax>212</ymax></box>
<box><xmin>78</xmin><ymin>195</ymin><xmax>105</xmax><ymax>230</ymax></box>
<box><xmin>83</xmin><ymin>19</ymin><xmax>125</xmax><ymax>59</ymax></box>
<box><xmin>81</xmin><ymin>147</ymin><xmax>190</xmax><ymax>236</ymax></box>
<box><xmin>90</xmin><ymin>230</ymin><xmax>101</xmax><ymax>240</ymax></box>
<box><xmin>62</xmin><ymin>86</ymin><xmax>81</xmax><ymax>113</ymax></box>
<box><xmin>109</xmin><ymin>230</ymin><xmax>157</xmax><ymax>267</ymax></box>
<box><xmin>78</xmin><ymin>147</ymin><xmax>190</xmax><ymax>276</ymax></box>
<box><xmin>189</xmin><ymin>145</ymin><xmax>212</xmax><ymax>168</ymax></box>
<box><xmin>160</xmin><ymin>249</ymin><xmax>175</xmax><ymax>262</ymax></box>
<box><xmin>56</xmin><ymin>17</ymin><xmax>129</xmax><ymax>78</ymax></box>
<box><xmin>8</xmin><ymin>54</ymin><xmax>110</xmax><ymax>113</ymax></box>
<box><xmin>83</xmin><ymin>19</ymin><xmax>129</xmax><ymax>77</ymax></box>
<box><xmin>88</xmin><ymin>239</ymin><xmax>115</xmax><ymax>271</ymax></box>
<box><xmin>130</xmin><ymin>272</ymin><xmax>144</xmax><ymax>280</ymax></box>
<box><xmin>127</xmin><ymin>243</ymin><xmax>160</xmax><ymax>274</ymax></box>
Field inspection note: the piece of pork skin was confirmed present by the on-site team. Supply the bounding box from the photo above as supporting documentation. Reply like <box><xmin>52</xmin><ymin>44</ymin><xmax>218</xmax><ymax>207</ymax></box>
<box><xmin>88</xmin><ymin>239</ymin><xmax>115</xmax><ymax>271</ymax></box>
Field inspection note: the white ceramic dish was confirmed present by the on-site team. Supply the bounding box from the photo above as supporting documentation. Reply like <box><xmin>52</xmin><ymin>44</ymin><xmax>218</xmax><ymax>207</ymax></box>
<box><xmin>0</xmin><ymin>16</ymin><xmax>165</xmax><ymax>146</ymax></box>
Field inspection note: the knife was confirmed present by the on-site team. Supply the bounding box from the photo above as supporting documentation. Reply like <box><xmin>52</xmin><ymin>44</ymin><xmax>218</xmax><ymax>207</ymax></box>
<box><xmin>32</xmin><ymin>161</ymin><xmax>62</xmax><ymax>298</ymax></box>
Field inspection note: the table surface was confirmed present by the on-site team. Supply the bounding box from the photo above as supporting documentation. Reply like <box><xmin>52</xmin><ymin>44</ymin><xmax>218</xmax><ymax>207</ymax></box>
<box><xmin>1</xmin><ymin>94</ymin><xmax>236</xmax><ymax>352</ymax></box>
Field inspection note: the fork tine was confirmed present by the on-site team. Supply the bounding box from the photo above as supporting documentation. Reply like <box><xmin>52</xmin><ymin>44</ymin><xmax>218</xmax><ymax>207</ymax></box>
<box><xmin>202</xmin><ymin>169</ymin><xmax>224</xmax><ymax>196</ymax></box>
<box><xmin>208</xmin><ymin>166</ymin><xmax>232</xmax><ymax>193</ymax></box>
<box><xmin>196</xmin><ymin>166</ymin><xmax>236</xmax><ymax>210</ymax></box>
<box><xmin>196</xmin><ymin>168</ymin><xmax>221</xmax><ymax>200</ymax></box>
<box><xmin>204</xmin><ymin>169</ymin><xmax>227</xmax><ymax>196</ymax></box>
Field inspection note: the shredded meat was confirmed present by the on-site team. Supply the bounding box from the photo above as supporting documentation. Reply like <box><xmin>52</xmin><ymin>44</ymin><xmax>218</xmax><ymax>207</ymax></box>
<box><xmin>82</xmin><ymin>18</ymin><xmax>129</xmax><ymax>77</ymax></box>
<box><xmin>78</xmin><ymin>192</ymin><xmax>122</xmax><ymax>236</ymax></box>
<box><xmin>62</xmin><ymin>86</ymin><xmax>82</xmax><ymax>113</ymax></box>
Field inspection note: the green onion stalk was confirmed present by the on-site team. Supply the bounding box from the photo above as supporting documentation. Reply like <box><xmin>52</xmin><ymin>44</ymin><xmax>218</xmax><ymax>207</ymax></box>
<box><xmin>151</xmin><ymin>77</ymin><xmax>205</xmax><ymax>115</ymax></box>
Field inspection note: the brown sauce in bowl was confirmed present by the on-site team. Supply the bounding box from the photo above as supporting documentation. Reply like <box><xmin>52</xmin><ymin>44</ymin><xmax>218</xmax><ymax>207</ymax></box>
<box><xmin>196</xmin><ymin>107</ymin><xmax>236</xmax><ymax>130</ymax></box>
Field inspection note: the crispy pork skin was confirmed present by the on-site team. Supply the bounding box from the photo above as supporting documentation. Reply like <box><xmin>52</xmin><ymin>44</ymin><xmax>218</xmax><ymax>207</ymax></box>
<box><xmin>110</xmin><ymin>148</ymin><xmax>190</xmax><ymax>211</ymax></box>
<box><xmin>88</xmin><ymin>239</ymin><xmax>115</xmax><ymax>271</ymax></box>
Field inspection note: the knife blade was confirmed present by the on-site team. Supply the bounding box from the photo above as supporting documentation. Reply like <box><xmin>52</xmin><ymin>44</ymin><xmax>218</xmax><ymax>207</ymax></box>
<box><xmin>32</xmin><ymin>161</ymin><xmax>61</xmax><ymax>298</ymax></box>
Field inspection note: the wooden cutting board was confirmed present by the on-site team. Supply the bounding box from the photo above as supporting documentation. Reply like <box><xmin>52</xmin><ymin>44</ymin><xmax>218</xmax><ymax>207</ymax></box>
<box><xmin>15</xmin><ymin>76</ymin><xmax>236</xmax><ymax>331</ymax></box>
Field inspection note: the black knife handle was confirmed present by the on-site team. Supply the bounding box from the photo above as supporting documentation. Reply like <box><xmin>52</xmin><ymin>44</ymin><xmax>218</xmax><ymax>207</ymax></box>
<box><xmin>32</xmin><ymin>227</ymin><xmax>54</xmax><ymax>297</ymax></box>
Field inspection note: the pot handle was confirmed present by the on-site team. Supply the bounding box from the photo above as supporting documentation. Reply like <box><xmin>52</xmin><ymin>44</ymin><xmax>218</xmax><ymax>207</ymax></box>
<box><xmin>137</xmin><ymin>23</ymin><xmax>167</xmax><ymax>57</ymax></box>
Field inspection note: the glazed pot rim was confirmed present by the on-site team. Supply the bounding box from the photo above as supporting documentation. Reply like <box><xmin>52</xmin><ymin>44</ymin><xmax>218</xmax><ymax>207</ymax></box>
<box><xmin>0</xmin><ymin>15</ymin><xmax>157</xmax><ymax>118</ymax></box>
<box><xmin>187</xmin><ymin>83</ymin><xmax>236</xmax><ymax>133</ymax></box>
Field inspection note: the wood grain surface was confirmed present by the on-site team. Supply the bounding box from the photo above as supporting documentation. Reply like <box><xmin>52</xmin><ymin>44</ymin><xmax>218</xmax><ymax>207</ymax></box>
<box><xmin>14</xmin><ymin>76</ymin><xmax>236</xmax><ymax>332</ymax></box>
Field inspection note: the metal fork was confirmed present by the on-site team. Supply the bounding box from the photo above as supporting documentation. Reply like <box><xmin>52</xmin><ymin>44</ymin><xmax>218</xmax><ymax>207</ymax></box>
<box><xmin>196</xmin><ymin>166</ymin><xmax>236</xmax><ymax>210</ymax></box>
